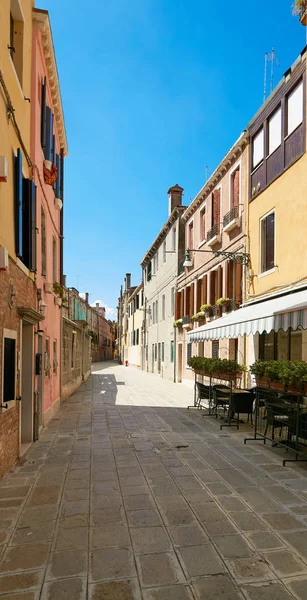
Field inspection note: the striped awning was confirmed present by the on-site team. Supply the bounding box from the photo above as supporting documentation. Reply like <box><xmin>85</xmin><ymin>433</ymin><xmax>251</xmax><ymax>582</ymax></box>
<box><xmin>188</xmin><ymin>289</ymin><xmax>307</xmax><ymax>342</ymax></box>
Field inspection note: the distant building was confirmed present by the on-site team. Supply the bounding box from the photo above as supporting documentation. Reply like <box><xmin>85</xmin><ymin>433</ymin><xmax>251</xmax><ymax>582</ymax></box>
<box><xmin>141</xmin><ymin>186</ymin><xmax>186</xmax><ymax>380</ymax></box>
<box><xmin>128</xmin><ymin>283</ymin><xmax>144</xmax><ymax>369</ymax></box>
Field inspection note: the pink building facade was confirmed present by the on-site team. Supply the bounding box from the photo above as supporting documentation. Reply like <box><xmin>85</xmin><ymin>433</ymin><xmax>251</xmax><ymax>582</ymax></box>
<box><xmin>31</xmin><ymin>9</ymin><xmax>67</xmax><ymax>426</ymax></box>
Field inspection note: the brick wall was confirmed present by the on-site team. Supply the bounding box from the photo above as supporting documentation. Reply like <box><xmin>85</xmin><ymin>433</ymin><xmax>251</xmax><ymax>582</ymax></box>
<box><xmin>0</xmin><ymin>256</ymin><xmax>36</xmax><ymax>479</ymax></box>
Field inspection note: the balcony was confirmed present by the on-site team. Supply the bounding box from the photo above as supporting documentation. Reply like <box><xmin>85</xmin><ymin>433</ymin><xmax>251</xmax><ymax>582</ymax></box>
<box><xmin>223</xmin><ymin>206</ymin><xmax>240</xmax><ymax>233</ymax></box>
<box><xmin>207</xmin><ymin>224</ymin><xmax>221</xmax><ymax>246</ymax></box>
<box><xmin>182</xmin><ymin>315</ymin><xmax>193</xmax><ymax>331</ymax></box>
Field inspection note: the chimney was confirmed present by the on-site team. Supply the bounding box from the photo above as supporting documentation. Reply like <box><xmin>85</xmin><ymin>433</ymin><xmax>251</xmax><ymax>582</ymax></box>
<box><xmin>126</xmin><ymin>273</ymin><xmax>131</xmax><ymax>290</ymax></box>
<box><xmin>85</xmin><ymin>292</ymin><xmax>89</xmax><ymax>304</ymax></box>
<box><xmin>167</xmin><ymin>184</ymin><xmax>183</xmax><ymax>216</ymax></box>
<box><xmin>96</xmin><ymin>302</ymin><xmax>99</xmax><ymax>309</ymax></box>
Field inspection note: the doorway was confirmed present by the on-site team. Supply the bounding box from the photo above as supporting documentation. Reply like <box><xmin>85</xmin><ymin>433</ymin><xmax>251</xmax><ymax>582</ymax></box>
<box><xmin>37</xmin><ymin>334</ymin><xmax>44</xmax><ymax>430</ymax></box>
<box><xmin>21</xmin><ymin>322</ymin><xmax>34</xmax><ymax>450</ymax></box>
<box><xmin>177</xmin><ymin>343</ymin><xmax>183</xmax><ymax>383</ymax></box>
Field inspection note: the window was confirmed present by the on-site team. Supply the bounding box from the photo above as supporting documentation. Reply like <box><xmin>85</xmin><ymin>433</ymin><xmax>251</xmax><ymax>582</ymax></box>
<box><xmin>146</xmin><ymin>261</ymin><xmax>152</xmax><ymax>282</ymax></box>
<box><xmin>212</xmin><ymin>190</ymin><xmax>220</xmax><ymax>228</ymax></box>
<box><xmin>171</xmin><ymin>287</ymin><xmax>175</xmax><ymax>316</ymax></box>
<box><xmin>200</xmin><ymin>207</ymin><xmax>206</xmax><ymax>242</ymax></box>
<box><xmin>259</xmin><ymin>330</ymin><xmax>302</xmax><ymax>361</ymax></box>
<box><xmin>41</xmin><ymin>208</ymin><xmax>46</xmax><ymax>276</ymax></box>
<box><xmin>53</xmin><ymin>340</ymin><xmax>58</xmax><ymax>374</ymax></box>
<box><xmin>162</xmin><ymin>342</ymin><xmax>165</xmax><ymax>362</ymax></box>
<box><xmin>3</xmin><ymin>335</ymin><xmax>16</xmax><ymax>403</ymax></box>
<box><xmin>162</xmin><ymin>295</ymin><xmax>165</xmax><ymax>320</ymax></box>
<box><xmin>136</xmin><ymin>329</ymin><xmax>139</xmax><ymax>345</ymax></box>
<box><xmin>155</xmin><ymin>344</ymin><xmax>157</xmax><ymax>360</ymax></box>
<box><xmin>187</xmin><ymin>342</ymin><xmax>192</xmax><ymax>364</ymax></box>
<box><xmin>163</xmin><ymin>241</ymin><xmax>166</xmax><ymax>263</ymax></box>
<box><xmin>155</xmin><ymin>299</ymin><xmax>159</xmax><ymax>322</ymax></box>
<box><xmin>252</xmin><ymin>128</ymin><xmax>264</xmax><ymax>169</ymax></box>
<box><xmin>212</xmin><ymin>340</ymin><xmax>219</xmax><ymax>358</ymax></box>
<box><xmin>188</xmin><ymin>222</ymin><xmax>194</xmax><ymax>248</ymax></box>
<box><xmin>170</xmin><ymin>341</ymin><xmax>174</xmax><ymax>363</ymax></box>
<box><xmin>14</xmin><ymin>149</ymin><xmax>37</xmax><ymax>270</ymax></box>
<box><xmin>268</xmin><ymin>108</ymin><xmax>281</xmax><ymax>155</ymax></box>
<box><xmin>52</xmin><ymin>237</ymin><xmax>57</xmax><ymax>283</ymax></box>
<box><xmin>230</xmin><ymin>167</ymin><xmax>240</xmax><ymax>209</ymax></box>
<box><xmin>9</xmin><ymin>1</ymin><xmax>24</xmax><ymax>86</ymax></box>
<box><xmin>172</xmin><ymin>227</ymin><xmax>176</xmax><ymax>251</ymax></box>
<box><xmin>260</xmin><ymin>212</ymin><xmax>275</xmax><ymax>273</ymax></box>
<box><xmin>286</xmin><ymin>80</ymin><xmax>303</xmax><ymax>136</ymax></box>
<box><xmin>45</xmin><ymin>338</ymin><xmax>51</xmax><ymax>376</ymax></box>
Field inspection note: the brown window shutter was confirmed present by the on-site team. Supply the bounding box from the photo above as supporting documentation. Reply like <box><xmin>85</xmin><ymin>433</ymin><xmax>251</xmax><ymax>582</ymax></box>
<box><xmin>209</xmin><ymin>272</ymin><xmax>215</xmax><ymax>305</ymax></box>
<box><xmin>197</xmin><ymin>279</ymin><xmax>202</xmax><ymax>311</ymax></box>
<box><xmin>213</xmin><ymin>190</ymin><xmax>220</xmax><ymax>229</ymax></box>
<box><xmin>233</xmin><ymin>168</ymin><xmax>240</xmax><ymax>207</ymax></box>
<box><xmin>235</xmin><ymin>263</ymin><xmax>242</xmax><ymax>306</ymax></box>
<box><xmin>202</xmin><ymin>275</ymin><xmax>207</xmax><ymax>305</ymax></box>
<box><xmin>190</xmin><ymin>284</ymin><xmax>195</xmax><ymax>316</ymax></box>
<box><xmin>217</xmin><ymin>266</ymin><xmax>223</xmax><ymax>299</ymax></box>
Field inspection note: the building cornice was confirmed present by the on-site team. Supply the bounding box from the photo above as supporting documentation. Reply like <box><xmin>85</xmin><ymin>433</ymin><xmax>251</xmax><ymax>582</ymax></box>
<box><xmin>140</xmin><ymin>205</ymin><xmax>187</xmax><ymax>266</ymax></box>
<box><xmin>183</xmin><ymin>131</ymin><xmax>249</xmax><ymax>222</ymax></box>
<box><xmin>33</xmin><ymin>8</ymin><xmax>68</xmax><ymax>156</ymax></box>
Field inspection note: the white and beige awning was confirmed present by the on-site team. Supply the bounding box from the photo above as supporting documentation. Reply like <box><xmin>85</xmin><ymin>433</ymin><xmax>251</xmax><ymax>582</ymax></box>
<box><xmin>188</xmin><ymin>289</ymin><xmax>307</xmax><ymax>342</ymax></box>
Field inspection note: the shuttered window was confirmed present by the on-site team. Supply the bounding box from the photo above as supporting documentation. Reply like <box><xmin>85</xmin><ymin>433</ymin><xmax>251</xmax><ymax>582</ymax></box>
<box><xmin>147</xmin><ymin>261</ymin><xmax>152</xmax><ymax>282</ymax></box>
<box><xmin>3</xmin><ymin>337</ymin><xmax>16</xmax><ymax>403</ymax></box>
<box><xmin>170</xmin><ymin>341</ymin><xmax>174</xmax><ymax>363</ymax></box>
<box><xmin>162</xmin><ymin>294</ymin><xmax>165</xmax><ymax>320</ymax></box>
<box><xmin>41</xmin><ymin>77</ymin><xmax>47</xmax><ymax>151</ymax></box>
<box><xmin>162</xmin><ymin>342</ymin><xmax>164</xmax><ymax>362</ymax></box>
<box><xmin>212</xmin><ymin>340</ymin><xmax>219</xmax><ymax>358</ymax></box>
<box><xmin>212</xmin><ymin>189</ymin><xmax>220</xmax><ymax>229</ymax></box>
<box><xmin>52</xmin><ymin>237</ymin><xmax>57</xmax><ymax>283</ymax></box>
<box><xmin>268</xmin><ymin>108</ymin><xmax>281</xmax><ymax>155</ymax></box>
<box><xmin>22</xmin><ymin>179</ymin><xmax>37</xmax><ymax>272</ymax></box>
<box><xmin>187</xmin><ymin>342</ymin><xmax>192</xmax><ymax>364</ymax></box>
<box><xmin>41</xmin><ymin>208</ymin><xmax>46</xmax><ymax>276</ymax></box>
<box><xmin>287</xmin><ymin>80</ymin><xmax>303</xmax><ymax>136</ymax></box>
<box><xmin>252</xmin><ymin>128</ymin><xmax>264</xmax><ymax>169</ymax></box>
<box><xmin>14</xmin><ymin>149</ymin><xmax>23</xmax><ymax>258</ymax></box>
<box><xmin>188</xmin><ymin>222</ymin><xmax>193</xmax><ymax>248</ymax></box>
<box><xmin>200</xmin><ymin>207</ymin><xmax>206</xmax><ymax>242</ymax></box>
<box><xmin>261</xmin><ymin>212</ymin><xmax>275</xmax><ymax>273</ymax></box>
<box><xmin>231</xmin><ymin>167</ymin><xmax>240</xmax><ymax>208</ymax></box>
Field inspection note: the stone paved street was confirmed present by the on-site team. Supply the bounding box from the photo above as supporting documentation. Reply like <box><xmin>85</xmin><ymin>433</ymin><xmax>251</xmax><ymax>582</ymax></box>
<box><xmin>1</xmin><ymin>363</ymin><xmax>307</xmax><ymax>599</ymax></box>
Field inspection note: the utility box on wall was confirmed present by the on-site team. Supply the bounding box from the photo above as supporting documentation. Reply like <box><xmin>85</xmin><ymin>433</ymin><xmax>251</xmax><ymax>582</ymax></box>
<box><xmin>0</xmin><ymin>247</ymin><xmax>9</xmax><ymax>271</ymax></box>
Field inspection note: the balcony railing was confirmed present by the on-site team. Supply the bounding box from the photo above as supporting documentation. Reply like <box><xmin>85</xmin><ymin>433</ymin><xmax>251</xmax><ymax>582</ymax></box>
<box><xmin>207</xmin><ymin>223</ymin><xmax>219</xmax><ymax>243</ymax></box>
<box><xmin>223</xmin><ymin>205</ymin><xmax>239</xmax><ymax>228</ymax></box>
<box><xmin>182</xmin><ymin>315</ymin><xmax>192</xmax><ymax>325</ymax></box>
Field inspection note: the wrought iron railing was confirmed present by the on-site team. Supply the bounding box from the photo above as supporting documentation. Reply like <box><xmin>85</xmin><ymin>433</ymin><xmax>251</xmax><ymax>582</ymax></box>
<box><xmin>223</xmin><ymin>205</ymin><xmax>239</xmax><ymax>228</ymax></box>
<box><xmin>207</xmin><ymin>223</ymin><xmax>219</xmax><ymax>242</ymax></box>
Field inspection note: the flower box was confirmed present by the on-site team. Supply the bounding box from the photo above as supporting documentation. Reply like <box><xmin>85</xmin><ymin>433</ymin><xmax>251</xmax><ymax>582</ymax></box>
<box><xmin>54</xmin><ymin>297</ymin><xmax>62</xmax><ymax>306</ymax></box>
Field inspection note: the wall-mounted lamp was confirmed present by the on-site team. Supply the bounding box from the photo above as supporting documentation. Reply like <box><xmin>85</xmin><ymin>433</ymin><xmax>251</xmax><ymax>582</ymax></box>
<box><xmin>183</xmin><ymin>247</ymin><xmax>250</xmax><ymax>268</ymax></box>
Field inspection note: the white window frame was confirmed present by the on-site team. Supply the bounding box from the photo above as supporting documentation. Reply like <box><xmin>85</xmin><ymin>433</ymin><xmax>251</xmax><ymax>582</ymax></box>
<box><xmin>259</xmin><ymin>209</ymin><xmax>276</xmax><ymax>277</ymax></box>
<box><xmin>170</xmin><ymin>287</ymin><xmax>175</xmax><ymax>316</ymax></box>
<box><xmin>187</xmin><ymin>217</ymin><xmax>194</xmax><ymax>250</ymax></box>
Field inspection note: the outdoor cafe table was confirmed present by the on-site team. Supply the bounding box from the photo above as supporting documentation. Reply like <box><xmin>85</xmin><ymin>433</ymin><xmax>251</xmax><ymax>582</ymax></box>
<box><xmin>213</xmin><ymin>387</ymin><xmax>254</xmax><ymax>429</ymax></box>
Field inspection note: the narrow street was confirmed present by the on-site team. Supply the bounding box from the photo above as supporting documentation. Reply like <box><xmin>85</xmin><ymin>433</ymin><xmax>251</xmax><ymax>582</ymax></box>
<box><xmin>1</xmin><ymin>364</ymin><xmax>307</xmax><ymax>600</ymax></box>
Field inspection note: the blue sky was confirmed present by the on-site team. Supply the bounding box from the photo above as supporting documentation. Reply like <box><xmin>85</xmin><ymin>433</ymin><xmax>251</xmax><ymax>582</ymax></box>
<box><xmin>42</xmin><ymin>0</ymin><xmax>305</xmax><ymax>318</ymax></box>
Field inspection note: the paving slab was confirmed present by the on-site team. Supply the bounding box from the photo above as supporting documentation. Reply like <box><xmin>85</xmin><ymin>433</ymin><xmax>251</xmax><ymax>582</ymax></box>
<box><xmin>1</xmin><ymin>364</ymin><xmax>307</xmax><ymax>600</ymax></box>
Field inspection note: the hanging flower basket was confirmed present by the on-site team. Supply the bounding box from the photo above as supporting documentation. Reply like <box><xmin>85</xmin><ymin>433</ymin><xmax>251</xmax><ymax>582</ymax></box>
<box><xmin>43</xmin><ymin>160</ymin><xmax>58</xmax><ymax>186</ymax></box>
<box><xmin>200</xmin><ymin>303</ymin><xmax>212</xmax><ymax>313</ymax></box>
<box><xmin>216</xmin><ymin>297</ymin><xmax>230</xmax><ymax>308</ymax></box>
<box><xmin>174</xmin><ymin>319</ymin><xmax>183</xmax><ymax>328</ymax></box>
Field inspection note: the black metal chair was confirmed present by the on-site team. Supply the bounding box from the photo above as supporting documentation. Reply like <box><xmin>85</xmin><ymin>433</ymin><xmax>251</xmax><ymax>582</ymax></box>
<box><xmin>212</xmin><ymin>384</ymin><xmax>231</xmax><ymax>419</ymax></box>
<box><xmin>229</xmin><ymin>392</ymin><xmax>254</xmax><ymax>429</ymax></box>
<box><xmin>263</xmin><ymin>395</ymin><xmax>292</xmax><ymax>442</ymax></box>
<box><xmin>188</xmin><ymin>382</ymin><xmax>211</xmax><ymax>411</ymax></box>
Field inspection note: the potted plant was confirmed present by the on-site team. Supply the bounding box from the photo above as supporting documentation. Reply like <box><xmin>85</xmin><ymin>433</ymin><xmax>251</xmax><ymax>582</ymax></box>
<box><xmin>53</xmin><ymin>281</ymin><xmax>67</xmax><ymax>304</ymax></box>
<box><xmin>200</xmin><ymin>303</ymin><xmax>212</xmax><ymax>313</ymax></box>
<box><xmin>216</xmin><ymin>297</ymin><xmax>230</xmax><ymax>308</ymax></box>
<box><xmin>191</xmin><ymin>311</ymin><xmax>206</xmax><ymax>324</ymax></box>
<box><xmin>189</xmin><ymin>356</ymin><xmax>244</xmax><ymax>381</ymax></box>
<box><xmin>174</xmin><ymin>318</ymin><xmax>183</xmax><ymax>328</ymax></box>
<box><xmin>250</xmin><ymin>359</ymin><xmax>307</xmax><ymax>393</ymax></box>
<box><xmin>293</xmin><ymin>0</ymin><xmax>307</xmax><ymax>24</ymax></box>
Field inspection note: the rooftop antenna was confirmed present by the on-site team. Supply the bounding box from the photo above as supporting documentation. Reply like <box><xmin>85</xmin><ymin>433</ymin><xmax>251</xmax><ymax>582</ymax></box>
<box><xmin>264</xmin><ymin>47</ymin><xmax>280</xmax><ymax>103</ymax></box>
<box><xmin>205</xmin><ymin>166</ymin><xmax>211</xmax><ymax>181</ymax></box>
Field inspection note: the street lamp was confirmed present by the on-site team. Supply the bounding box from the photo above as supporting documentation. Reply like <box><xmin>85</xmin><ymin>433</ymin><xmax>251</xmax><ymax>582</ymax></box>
<box><xmin>182</xmin><ymin>248</ymin><xmax>250</xmax><ymax>268</ymax></box>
